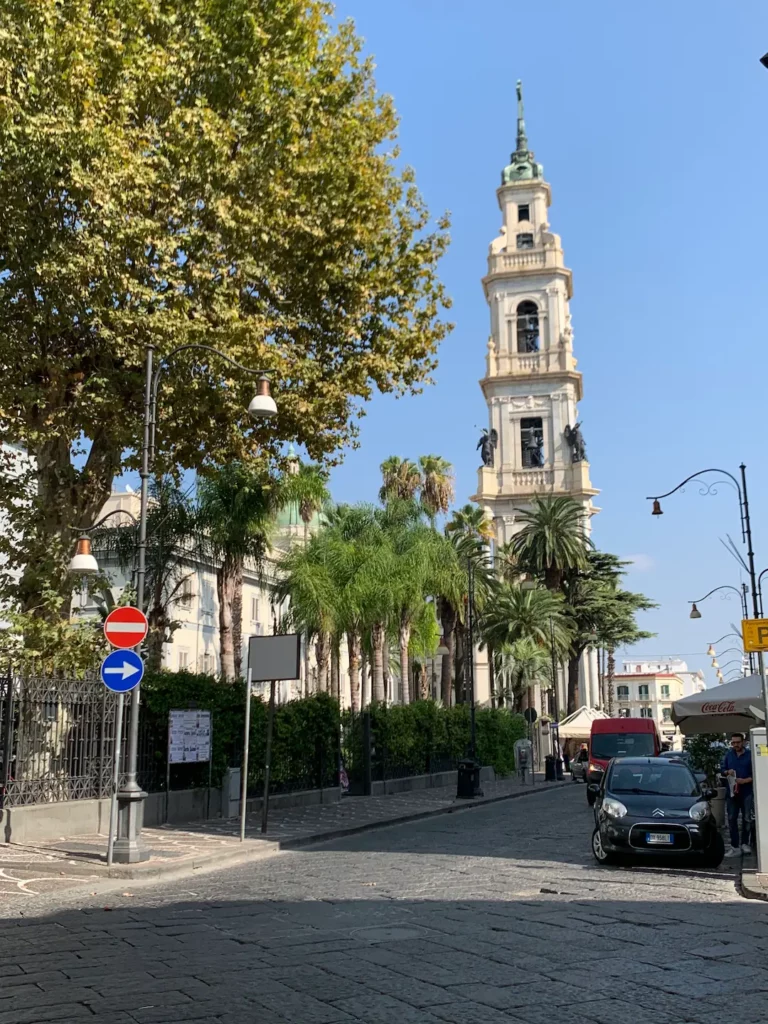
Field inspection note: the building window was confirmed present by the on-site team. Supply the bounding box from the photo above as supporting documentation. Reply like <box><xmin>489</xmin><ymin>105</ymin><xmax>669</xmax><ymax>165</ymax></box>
<box><xmin>517</xmin><ymin>203</ymin><xmax>530</xmax><ymax>222</ymax></box>
<box><xmin>178</xmin><ymin>649</ymin><xmax>189</xmax><ymax>670</ymax></box>
<box><xmin>616</xmin><ymin>685</ymin><xmax>629</xmax><ymax>699</ymax></box>
<box><xmin>660</xmin><ymin>685</ymin><xmax>670</xmax><ymax>699</ymax></box>
<box><xmin>640</xmin><ymin>707</ymin><xmax>653</xmax><ymax>719</ymax></box>
<box><xmin>516</xmin><ymin>233</ymin><xmax>534</xmax><ymax>249</ymax></box>
<box><xmin>516</xmin><ymin>300</ymin><xmax>539</xmax><ymax>352</ymax></box>
<box><xmin>638</xmin><ymin>684</ymin><xmax>649</xmax><ymax>698</ymax></box>
<box><xmin>520</xmin><ymin>418</ymin><xmax>544</xmax><ymax>468</ymax></box>
<box><xmin>251</xmin><ymin>596</ymin><xmax>260</xmax><ymax>623</ymax></box>
<box><xmin>202</xmin><ymin>652</ymin><xmax>214</xmax><ymax>675</ymax></box>
<box><xmin>178</xmin><ymin>577</ymin><xmax>194</xmax><ymax>608</ymax></box>
<box><xmin>662</xmin><ymin>707</ymin><xmax>672</xmax><ymax>721</ymax></box>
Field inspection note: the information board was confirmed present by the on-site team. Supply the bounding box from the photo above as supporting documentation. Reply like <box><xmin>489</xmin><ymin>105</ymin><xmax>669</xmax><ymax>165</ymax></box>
<box><xmin>168</xmin><ymin>709</ymin><xmax>212</xmax><ymax>764</ymax></box>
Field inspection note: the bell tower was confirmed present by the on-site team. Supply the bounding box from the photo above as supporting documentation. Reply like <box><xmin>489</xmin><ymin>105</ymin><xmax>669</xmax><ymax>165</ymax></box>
<box><xmin>473</xmin><ymin>81</ymin><xmax>599</xmax><ymax>545</ymax></box>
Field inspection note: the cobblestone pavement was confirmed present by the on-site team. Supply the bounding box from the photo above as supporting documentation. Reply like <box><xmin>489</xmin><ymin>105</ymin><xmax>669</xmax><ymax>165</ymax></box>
<box><xmin>1</xmin><ymin>785</ymin><xmax>766</xmax><ymax>1024</ymax></box>
<box><xmin>0</xmin><ymin>772</ymin><xmax>557</xmax><ymax>895</ymax></box>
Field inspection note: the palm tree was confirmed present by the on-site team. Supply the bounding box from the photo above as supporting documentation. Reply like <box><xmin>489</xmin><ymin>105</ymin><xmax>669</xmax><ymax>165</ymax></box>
<box><xmin>287</xmin><ymin>460</ymin><xmax>330</xmax><ymax>545</ymax></box>
<box><xmin>511</xmin><ymin>495</ymin><xmax>590</xmax><ymax>591</ymax></box>
<box><xmin>379</xmin><ymin>457</ymin><xmax>422</xmax><ymax>504</ymax></box>
<box><xmin>418</xmin><ymin>455</ymin><xmax>454</xmax><ymax>520</ymax></box>
<box><xmin>494</xmin><ymin>637</ymin><xmax>550</xmax><ymax>712</ymax></box>
<box><xmin>445</xmin><ymin>503</ymin><xmax>495</xmax><ymax>542</ymax></box>
<box><xmin>197</xmin><ymin>464</ymin><xmax>283</xmax><ymax>681</ymax></box>
<box><xmin>480</xmin><ymin>583</ymin><xmax>570</xmax><ymax>653</ymax></box>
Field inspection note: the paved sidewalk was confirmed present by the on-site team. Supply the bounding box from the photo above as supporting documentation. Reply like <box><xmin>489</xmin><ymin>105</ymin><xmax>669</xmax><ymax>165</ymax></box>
<box><xmin>0</xmin><ymin>772</ymin><xmax>570</xmax><ymax>895</ymax></box>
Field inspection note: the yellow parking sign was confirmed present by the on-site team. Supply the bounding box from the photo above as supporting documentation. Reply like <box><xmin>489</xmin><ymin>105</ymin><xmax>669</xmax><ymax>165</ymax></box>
<box><xmin>742</xmin><ymin>618</ymin><xmax>768</xmax><ymax>652</ymax></box>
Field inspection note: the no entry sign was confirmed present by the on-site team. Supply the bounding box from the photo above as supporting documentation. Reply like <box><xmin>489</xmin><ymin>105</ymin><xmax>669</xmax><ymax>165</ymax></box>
<box><xmin>104</xmin><ymin>606</ymin><xmax>148</xmax><ymax>649</ymax></box>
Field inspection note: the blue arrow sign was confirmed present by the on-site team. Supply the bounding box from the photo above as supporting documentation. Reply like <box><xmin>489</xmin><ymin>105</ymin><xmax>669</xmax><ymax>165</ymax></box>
<box><xmin>100</xmin><ymin>649</ymin><xmax>144</xmax><ymax>693</ymax></box>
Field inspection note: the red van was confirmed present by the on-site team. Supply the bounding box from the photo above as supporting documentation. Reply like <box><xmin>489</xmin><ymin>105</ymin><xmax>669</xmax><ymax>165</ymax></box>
<box><xmin>586</xmin><ymin>718</ymin><xmax>662</xmax><ymax>805</ymax></box>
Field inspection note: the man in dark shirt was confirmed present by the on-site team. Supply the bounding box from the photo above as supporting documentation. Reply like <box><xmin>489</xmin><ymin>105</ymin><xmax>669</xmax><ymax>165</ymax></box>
<box><xmin>721</xmin><ymin>733</ymin><xmax>753</xmax><ymax>857</ymax></box>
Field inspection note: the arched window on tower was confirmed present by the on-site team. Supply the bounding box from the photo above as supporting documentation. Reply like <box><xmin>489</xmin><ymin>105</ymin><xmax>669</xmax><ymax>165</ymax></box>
<box><xmin>517</xmin><ymin>301</ymin><xmax>539</xmax><ymax>353</ymax></box>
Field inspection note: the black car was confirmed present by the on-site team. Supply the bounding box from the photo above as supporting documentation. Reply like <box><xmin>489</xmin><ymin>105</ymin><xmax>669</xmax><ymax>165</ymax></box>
<box><xmin>590</xmin><ymin>757</ymin><xmax>724</xmax><ymax>867</ymax></box>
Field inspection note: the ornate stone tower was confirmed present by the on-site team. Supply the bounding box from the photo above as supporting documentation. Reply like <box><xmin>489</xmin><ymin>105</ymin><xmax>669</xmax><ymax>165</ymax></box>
<box><xmin>473</xmin><ymin>82</ymin><xmax>599</xmax><ymax>544</ymax></box>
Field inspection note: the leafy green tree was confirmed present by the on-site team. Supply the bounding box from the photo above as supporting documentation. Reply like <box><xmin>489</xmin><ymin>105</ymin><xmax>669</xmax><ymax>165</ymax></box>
<box><xmin>0</xmin><ymin>0</ymin><xmax>450</xmax><ymax>611</ymax></box>
<box><xmin>493</xmin><ymin>637</ymin><xmax>551</xmax><ymax>712</ymax></box>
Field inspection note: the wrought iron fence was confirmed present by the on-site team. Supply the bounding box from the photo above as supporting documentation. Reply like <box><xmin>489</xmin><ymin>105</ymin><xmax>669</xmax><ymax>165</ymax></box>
<box><xmin>0</xmin><ymin>670</ymin><xmax>121</xmax><ymax>808</ymax></box>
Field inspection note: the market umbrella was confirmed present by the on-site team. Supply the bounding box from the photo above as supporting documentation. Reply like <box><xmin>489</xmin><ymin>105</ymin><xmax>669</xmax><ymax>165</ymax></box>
<box><xmin>671</xmin><ymin>673</ymin><xmax>765</xmax><ymax>735</ymax></box>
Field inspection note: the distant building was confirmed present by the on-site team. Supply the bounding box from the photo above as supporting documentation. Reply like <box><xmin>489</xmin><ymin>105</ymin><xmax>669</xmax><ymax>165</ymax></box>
<box><xmin>611</xmin><ymin>658</ymin><xmax>706</xmax><ymax>749</ymax></box>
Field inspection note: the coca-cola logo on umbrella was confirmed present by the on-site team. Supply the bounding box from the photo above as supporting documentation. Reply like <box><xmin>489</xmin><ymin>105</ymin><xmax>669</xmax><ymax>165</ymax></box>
<box><xmin>701</xmin><ymin>700</ymin><xmax>736</xmax><ymax>714</ymax></box>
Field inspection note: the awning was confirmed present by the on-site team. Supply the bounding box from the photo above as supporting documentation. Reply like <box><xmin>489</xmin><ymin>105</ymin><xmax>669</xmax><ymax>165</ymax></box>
<box><xmin>671</xmin><ymin>674</ymin><xmax>765</xmax><ymax>735</ymax></box>
<box><xmin>557</xmin><ymin>705</ymin><xmax>610</xmax><ymax>739</ymax></box>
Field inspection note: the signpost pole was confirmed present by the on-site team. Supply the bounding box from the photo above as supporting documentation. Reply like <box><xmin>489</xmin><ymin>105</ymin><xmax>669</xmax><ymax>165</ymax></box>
<box><xmin>207</xmin><ymin>715</ymin><xmax>213</xmax><ymax>821</ymax></box>
<box><xmin>240</xmin><ymin>668</ymin><xmax>252</xmax><ymax>843</ymax></box>
<box><xmin>261</xmin><ymin>680</ymin><xmax>276</xmax><ymax>834</ymax></box>
<box><xmin>165</xmin><ymin>713</ymin><xmax>171</xmax><ymax>825</ymax></box>
<box><xmin>106</xmin><ymin>693</ymin><xmax>125</xmax><ymax>868</ymax></box>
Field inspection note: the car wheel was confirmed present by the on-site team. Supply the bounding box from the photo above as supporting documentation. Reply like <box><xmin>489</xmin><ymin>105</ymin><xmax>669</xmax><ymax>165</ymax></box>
<box><xmin>591</xmin><ymin>827</ymin><xmax>615</xmax><ymax>865</ymax></box>
<box><xmin>702</xmin><ymin>832</ymin><xmax>725</xmax><ymax>868</ymax></box>
<box><xmin>586</xmin><ymin>787</ymin><xmax>596</xmax><ymax>806</ymax></box>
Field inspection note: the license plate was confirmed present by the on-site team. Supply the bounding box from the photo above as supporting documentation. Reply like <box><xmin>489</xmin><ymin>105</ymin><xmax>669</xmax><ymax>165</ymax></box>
<box><xmin>646</xmin><ymin>832</ymin><xmax>673</xmax><ymax>845</ymax></box>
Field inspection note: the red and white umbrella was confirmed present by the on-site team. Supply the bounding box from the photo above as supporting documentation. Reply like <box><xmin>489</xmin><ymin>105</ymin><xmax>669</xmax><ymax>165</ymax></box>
<box><xmin>671</xmin><ymin>674</ymin><xmax>765</xmax><ymax>735</ymax></box>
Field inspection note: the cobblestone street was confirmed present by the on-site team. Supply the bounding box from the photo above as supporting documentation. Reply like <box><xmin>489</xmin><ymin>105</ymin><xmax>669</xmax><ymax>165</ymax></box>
<box><xmin>2</xmin><ymin>785</ymin><xmax>766</xmax><ymax>1024</ymax></box>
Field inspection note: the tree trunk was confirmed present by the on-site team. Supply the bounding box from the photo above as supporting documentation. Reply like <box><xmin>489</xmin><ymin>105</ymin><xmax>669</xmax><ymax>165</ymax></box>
<box><xmin>217</xmin><ymin>554</ymin><xmax>240</xmax><ymax>682</ymax></box>
<box><xmin>315</xmin><ymin>633</ymin><xmax>330</xmax><ymax>692</ymax></box>
<box><xmin>419</xmin><ymin>662</ymin><xmax>429</xmax><ymax>700</ymax></box>
<box><xmin>360</xmin><ymin>649</ymin><xmax>369</xmax><ymax>707</ymax></box>
<box><xmin>232</xmin><ymin>573</ymin><xmax>243</xmax><ymax>680</ymax></box>
<box><xmin>567</xmin><ymin>651</ymin><xmax>582</xmax><ymax>715</ymax></box>
<box><xmin>348</xmin><ymin>631</ymin><xmax>361</xmax><ymax>713</ymax></box>
<box><xmin>607</xmin><ymin>647</ymin><xmax>616</xmax><ymax>715</ymax></box>
<box><xmin>439</xmin><ymin>599</ymin><xmax>456</xmax><ymax>706</ymax></box>
<box><xmin>371</xmin><ymin>623</ymin><xmax>385</xmax><ymax>703</ymax></box>
<box><xmin>487</xmin><ymin>641</ymin><xmax>495</xmax><ymax>708</ymax></box>
<box><xmin>399</xmin><ymin>619</ymin><xmax>411</xmax><ymax>704</ymax></box>
<box><xmin>146</xmin><ymin>604</ymin><xmax>166</xmax><ymax>672</ymax></box>
<box><xmin>330</xmin><ymin>640</ymin><xmax>340</xmax><ymax>703</ymax></box>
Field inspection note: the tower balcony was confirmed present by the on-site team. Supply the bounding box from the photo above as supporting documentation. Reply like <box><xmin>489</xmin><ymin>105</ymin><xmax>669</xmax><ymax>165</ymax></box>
<box><xmin>474</xmin><ymin>459</ymin><xmax>598</xmax><ymax>503</ymax></box>
<box><xmin>487</xmin><ymin>348</ymin><xmax>576</xmax><ymax>378</ymax></box>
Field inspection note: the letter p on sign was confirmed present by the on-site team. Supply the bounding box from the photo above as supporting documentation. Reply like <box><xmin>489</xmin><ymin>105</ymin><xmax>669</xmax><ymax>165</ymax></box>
<box><xmin>742</xmin><ymin>618</ymin><xmax>768</xmax><ymax>652</ymax></box>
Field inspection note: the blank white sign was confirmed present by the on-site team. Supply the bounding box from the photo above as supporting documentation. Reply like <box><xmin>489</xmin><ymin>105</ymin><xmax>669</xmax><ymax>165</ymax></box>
<box><xmin>247</xmin><ymin>633</ymin><xmax>301</xmax><ymax>682</ymax></box>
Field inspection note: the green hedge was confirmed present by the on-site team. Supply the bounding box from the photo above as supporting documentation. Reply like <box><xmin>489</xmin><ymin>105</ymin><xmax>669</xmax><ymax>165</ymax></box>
<box><xmin>138</xmin><ymin>673</ymin><xmax>527</xmax><ymax>792</ymax></box>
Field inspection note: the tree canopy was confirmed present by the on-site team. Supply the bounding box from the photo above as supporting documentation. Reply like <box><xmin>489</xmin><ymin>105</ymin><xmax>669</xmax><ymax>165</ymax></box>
<box><xmin>0</xmin><ymin>0</ymin><xmax>451</xmax><ymax>606</ymax></box>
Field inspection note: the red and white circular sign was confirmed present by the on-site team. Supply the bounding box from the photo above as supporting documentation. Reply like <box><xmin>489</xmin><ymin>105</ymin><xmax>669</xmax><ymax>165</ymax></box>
<box><xmin>104</xmin><ymin>606</ymin><xmax>149</xmax><ymax>649</ymax></box>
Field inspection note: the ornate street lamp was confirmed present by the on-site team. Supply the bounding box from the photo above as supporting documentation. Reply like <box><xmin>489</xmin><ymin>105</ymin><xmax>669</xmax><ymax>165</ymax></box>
<box><xmin>686</xmin><ymin>584</ymin><xmax>753</xmax><ymax>671</ymax></box>
<box><xmin>648</xmin><ymin>464</ymin><xmax>765</xmax><ymax>710</ymax></box>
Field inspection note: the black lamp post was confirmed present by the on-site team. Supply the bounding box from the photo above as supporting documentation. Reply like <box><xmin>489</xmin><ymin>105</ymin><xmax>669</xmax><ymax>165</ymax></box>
<box><xmin>116</xmin><ymin>343</ymin><xmax>276</xmax><ymax>863</ymax></box>
<box><xmin>647</xmin><ymin>463</ymin><xmax>767</xmax><ymax>714</ymax></box>
<box><xmin>687</xmin><ymin>584</ymin><xmax>753</xmax><ymax>673</ymax></box>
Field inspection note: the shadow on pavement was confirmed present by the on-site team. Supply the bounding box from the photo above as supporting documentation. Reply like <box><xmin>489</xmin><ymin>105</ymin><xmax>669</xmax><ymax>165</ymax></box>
<box><xmin>1</xmin><ymin>888</ymin><xmax>767</xmax><ymax>1024</ymax></box>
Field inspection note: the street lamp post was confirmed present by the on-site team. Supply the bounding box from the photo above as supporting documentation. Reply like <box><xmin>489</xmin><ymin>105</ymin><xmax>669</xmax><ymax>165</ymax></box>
<box><xmin>466</xmin><ymin>555</ymin><xmax>477</xmax><ymax>761</ymax></box>
<box><xmin>688</xmin><ymin>584</ymin><xmax>754</xmax><ymax>672</ymax></box>
<box><xmin>647</xmin><ymin>463</ymin><xmax>768</xmax><ymax>726</ymax></box>
<box><xmin>115</xmin><ymin>343</ymin><xmax>276</xmax><ymax>863</ymax></box>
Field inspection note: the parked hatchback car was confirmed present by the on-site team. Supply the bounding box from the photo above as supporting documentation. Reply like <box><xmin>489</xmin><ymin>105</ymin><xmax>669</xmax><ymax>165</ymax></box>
<box><xmin>590</xmin><ymin>757</ymin><xmax>724</xmax><ymax>867</ymax></box>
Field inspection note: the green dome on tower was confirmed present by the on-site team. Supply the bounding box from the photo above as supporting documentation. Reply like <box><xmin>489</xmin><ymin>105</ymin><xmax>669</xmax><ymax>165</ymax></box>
<box><xmin>502</xmin><ymin>80</ymin><xmax>543</xmax><ymax>183</ymax></box>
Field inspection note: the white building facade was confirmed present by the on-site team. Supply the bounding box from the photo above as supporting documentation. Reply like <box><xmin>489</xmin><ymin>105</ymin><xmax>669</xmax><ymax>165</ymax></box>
<box><xmin>472</xmin><ymin>83</ymin><xmax>600</xmax><ymax>711</ymax></box>
<box><xmin>612</xmin><ymin>658</ymin><xmax>706</xmax><ymax>749</ymax></box>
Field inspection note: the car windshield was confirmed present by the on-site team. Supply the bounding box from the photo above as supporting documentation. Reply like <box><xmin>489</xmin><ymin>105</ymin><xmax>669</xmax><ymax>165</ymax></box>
<box><xmin>609</xmin><ymin>763</ymin><xmax>698</xmax><ymax>797</ymax></box>
<box><xmin>591</xmin><ymin>732</ymin><xmax>656</xmax><ymax>759</ymax></box>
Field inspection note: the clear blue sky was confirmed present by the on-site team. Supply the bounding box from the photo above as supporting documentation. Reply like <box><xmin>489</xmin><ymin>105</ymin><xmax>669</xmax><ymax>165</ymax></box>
<box><xmin>327</xmin><ymin>0</ymin><xmax>768</xmax><ymax>686</ymax></box>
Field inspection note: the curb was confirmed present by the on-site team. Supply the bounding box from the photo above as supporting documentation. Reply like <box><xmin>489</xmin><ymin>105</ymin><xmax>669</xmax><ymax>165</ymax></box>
<box><xmin>1</xmin><ymin>779</ymin><xmax>571</xmax><ymax>881</ymax></box>
<box><xmin>739</xmin><ymin>868</ymin><xmax>768</xmax><ymax>902</ymax></box>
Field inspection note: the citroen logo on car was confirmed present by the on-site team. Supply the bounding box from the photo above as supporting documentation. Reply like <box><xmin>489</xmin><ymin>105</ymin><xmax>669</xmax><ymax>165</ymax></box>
<box><xmin>652</xmin><ymin>808</ymin><xmax>665</xmax><ymax>817</ymax></box>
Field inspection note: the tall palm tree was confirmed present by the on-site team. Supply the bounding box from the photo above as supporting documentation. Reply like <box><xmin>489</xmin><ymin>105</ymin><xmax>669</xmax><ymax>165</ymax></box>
<box><xmin>480</xmin><ymin>582</ymin><xmax>570</xmax><ymax>653</ymax></box>
<box><xmin>445</xmin><ymin>503</ymin><xmax>495</xmax><ymax>542</ymax></box>
<box><xmin>511</xmin><ymin>495</ymin><xmax>590</xmax><ymax>591</ymax></box>
<box><xmin>379</xmin><ymin>456</ymin><xmax>422</xmax><ymax>504</ymax></box>
<box><xmin>287</xmin><ymin>461</ymin><xmax>330</xmax><ymax>545</ymax></box>
<box><xmin>197</xmin><ymin>464</ymin><xmax>283</xmax><ymax>681</ymax></box>
<box><xmin>418</xmin><ymin>455</ymin><xmax>454</xmax><ymax>520</ymax></box>
<box><xmin>494</xmin><ymin>637</ymin><xmax>550</xmax><ymax>711</ymax></box>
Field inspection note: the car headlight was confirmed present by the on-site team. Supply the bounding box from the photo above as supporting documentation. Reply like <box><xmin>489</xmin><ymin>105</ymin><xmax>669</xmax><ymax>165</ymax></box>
<box><xmin>603</xmin><ymin>797</ymin><xmax>628</xmax><ymax>819</ymax></box>
<box><xmin>689</xmin><ymin>801</ymin><xmax>709</xmax><ymax>822</ymax></box>
<box><xmin>588</xmin><ymin>763</ymin><xmax>603</xmax><ymax>774</ymax></box>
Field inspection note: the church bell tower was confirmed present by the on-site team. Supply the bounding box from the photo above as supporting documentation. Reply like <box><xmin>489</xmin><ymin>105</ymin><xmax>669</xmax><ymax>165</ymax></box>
<box><xmin>474</xmin><ymin>82</ymin><xmax>599</xmax><ymax>544</ymax></box>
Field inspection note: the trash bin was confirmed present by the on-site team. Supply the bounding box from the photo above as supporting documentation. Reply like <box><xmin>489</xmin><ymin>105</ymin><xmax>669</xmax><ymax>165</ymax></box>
<box><xmin>457</xmin><ymin>758</ymin><xmax>482</xmax><ymax>799</ymax></box>
<box><xmin>555</xmin><ymin>758</ymin><xmax>564</xmax><ymax>781</ymax></box>
<box><xmin>544</xmin><ymin>755</ymin><xmax>556</xmax><ymax>782</ymax></box>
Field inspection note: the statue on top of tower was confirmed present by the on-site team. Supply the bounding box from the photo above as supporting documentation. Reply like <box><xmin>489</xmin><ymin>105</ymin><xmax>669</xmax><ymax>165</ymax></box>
<box><xmin>501</xmin><ymin>80</ymin><xmax>544</xmax><ymax>184</ymax></box>
<box><xmin>477</xmin><ymin>427</ymin><xmax>498</xmax><ymax>467</ymax></box>
<box><xmin>564</xmin><ymin>422</ymin><xmax>587</xmax><ymax>463</ymax></box>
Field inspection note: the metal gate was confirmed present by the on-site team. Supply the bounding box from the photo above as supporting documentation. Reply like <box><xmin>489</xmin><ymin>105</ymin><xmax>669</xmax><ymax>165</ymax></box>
<box><xmin>0</xmin><ymin>671</ymin><xmax>120</xmax><ymax>807</ymax></box>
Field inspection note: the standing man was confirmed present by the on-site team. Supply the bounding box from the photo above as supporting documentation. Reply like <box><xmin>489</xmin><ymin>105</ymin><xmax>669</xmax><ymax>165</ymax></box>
<box><xmin>722</xmin><ymin>733</ymin><xmax>753</xmax><ymax>857</ymax></box>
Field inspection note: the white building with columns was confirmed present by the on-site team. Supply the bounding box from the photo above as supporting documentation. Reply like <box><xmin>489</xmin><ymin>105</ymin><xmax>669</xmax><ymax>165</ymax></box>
<box><xmin>472</xmin><ymin>83</ymin><xmax>601</xmax><ymax>713</ymax></box>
